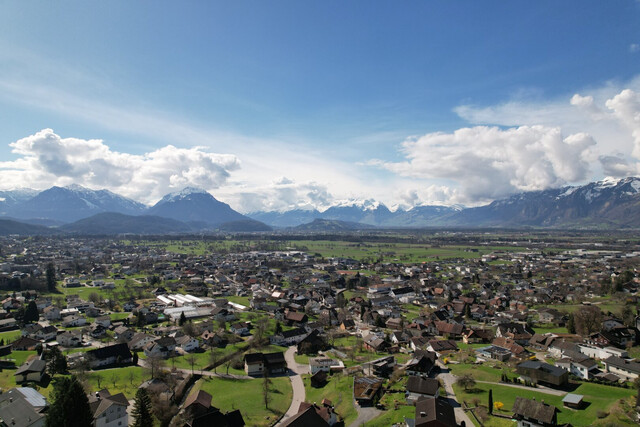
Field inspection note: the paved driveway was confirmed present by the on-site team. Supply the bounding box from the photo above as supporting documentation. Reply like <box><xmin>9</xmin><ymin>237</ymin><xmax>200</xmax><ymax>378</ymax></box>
<box><xmin>275</xmin><ymin>346</ymin><xmax>307</xmax><ymax>426</ymax></box>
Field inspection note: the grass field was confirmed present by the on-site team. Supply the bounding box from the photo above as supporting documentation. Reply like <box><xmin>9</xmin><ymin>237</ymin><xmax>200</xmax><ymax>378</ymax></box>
<box><xmin>119</xmin><ymin>238</ymin><xmax>522</xmax><ymax>264</ymax></box>
<box><xmin>194</xmin><ymin>376</ymin><xmax>292</xmax><ymax>426</ymax></box>
<box><xmin>302</xmin><ymin>373</ymin><xmax>357</xmax><ymax>425</ymax></box>
<box><xmin>453</xmin><ymin>380</ymin><xmax>637</xmax><ymax>426</ymax></box>
<box><xmin>84</xmin><ymin>366</ymin><xmax>148</xmax><ymax>398</ymax></box>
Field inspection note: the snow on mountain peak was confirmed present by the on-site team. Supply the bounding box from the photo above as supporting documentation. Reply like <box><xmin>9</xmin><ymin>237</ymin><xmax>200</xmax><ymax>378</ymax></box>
<box><xmin>161</xmin><ymin>187</ymin><xmax>210</xmax><ymax>202</ymax></box>
<box><xmin>331</xmin><ymin>198</ymin><xmax>383</xmax><ymax>211</ymax></box>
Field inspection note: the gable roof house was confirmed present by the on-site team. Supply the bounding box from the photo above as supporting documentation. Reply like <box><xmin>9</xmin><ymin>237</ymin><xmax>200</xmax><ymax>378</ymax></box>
<box><xmin>86</xmin><ymin>343</ymin><xmax>132</xmax><ymax>369</ymax></box>
<box><xmin>413</xmin><ymin>397</ymin><xmax>458</xmax><ymax>427</ymax></box>
<box><xmin>88</xmin><ymin>389</ymin><xmax>129</xmax><ymax>427</ymax></box>
<box><xmin>14</xmin><ymin>359</ymin><xmax>47</xmax><ymax>384</ymax></box>
<box><xmin>405</xmin><ymin>376</ymin><xmax>440</xmax><ymax>404</ymax></box>
<box><xmin>511</xmin><ymin>396</ymin><xmax>558</xmax><ymax>427</ymax></box>
<box><xmin>0</xmin><ymin>387</ymin><xmax>48</xmax><ymax>427</ymax></box>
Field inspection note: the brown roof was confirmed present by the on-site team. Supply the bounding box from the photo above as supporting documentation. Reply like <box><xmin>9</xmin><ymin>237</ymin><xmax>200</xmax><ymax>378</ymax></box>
<box><xmin>184</xmin><ymin>390</ymin><xmax>212</xmax><ymax>410</ymax></box>
<box><xmin>415</xmin><ymin>398</ymin><xmax>457</xmax><ymax>427</ymax></box>
<box><xmin>512</xmin><ymin>396</ymin><xmax>557</xmax><ymax>424</ymax></box>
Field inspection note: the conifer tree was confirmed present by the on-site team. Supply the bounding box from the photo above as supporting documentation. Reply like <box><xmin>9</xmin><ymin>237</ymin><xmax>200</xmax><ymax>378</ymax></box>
<box><xmin>131</xmin><ymin>388</ymin><xmax>154</xmax><ymax>427</ymax></box>
<box><xmin>46</xmin><ymin>376</ymin><xmax>93</xmax><ymax>427</ymax></box>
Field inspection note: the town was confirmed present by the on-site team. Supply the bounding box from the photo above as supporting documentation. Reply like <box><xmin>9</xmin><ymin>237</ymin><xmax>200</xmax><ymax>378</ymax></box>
<box><xmin>0</xmin><ymin>232</ymin><xmax>639</xmax><ymax>427</ymax></box>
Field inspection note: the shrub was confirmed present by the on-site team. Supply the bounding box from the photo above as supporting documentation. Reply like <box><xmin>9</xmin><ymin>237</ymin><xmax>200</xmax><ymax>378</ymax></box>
<box><xmin>596</xmin><ymin>410</ymin><xmax>608</xmax><ymax>419</ymax></box>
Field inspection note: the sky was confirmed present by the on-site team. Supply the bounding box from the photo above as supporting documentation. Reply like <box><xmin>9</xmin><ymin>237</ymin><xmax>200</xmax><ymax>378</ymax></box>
<box><xmin>0</xmin><ymin>1</ymin><xmax>639</xmax><ymax>213</ymax></box>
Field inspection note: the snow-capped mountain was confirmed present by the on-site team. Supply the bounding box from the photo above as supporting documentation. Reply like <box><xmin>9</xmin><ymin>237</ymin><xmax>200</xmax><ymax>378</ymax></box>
<box><xmin>5</xmin><ymin>185</ymin><xmax>146</xmax><ymax>223</ymax></box>
<box><xmin>0</xmin><ymin>188</ymin><xmax>38</xmax><ymax>215</ymax></box>
<box><xmin>146</xmin><ymin>187</ymin><xmax>248</xmax><ymax>226</ymax></box>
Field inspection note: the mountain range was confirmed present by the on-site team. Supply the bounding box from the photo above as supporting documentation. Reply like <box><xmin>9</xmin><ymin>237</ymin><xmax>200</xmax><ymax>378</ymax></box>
<box><xmin>2</xmin><ymin>177</ymin><xmax>640</xmax><ymax>234</ymax></box>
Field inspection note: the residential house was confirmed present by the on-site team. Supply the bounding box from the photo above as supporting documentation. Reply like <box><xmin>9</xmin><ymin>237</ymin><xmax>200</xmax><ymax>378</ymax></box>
<box><xmin>128</xmin><ymin>333</ymin><xmax>156</xmax><ymax>351</ymax></box>
<box><xmin>57</xmin><ymin>330</ymin><xmax>82</xmax><ymax>347</ymax></box>
<box><xmin>88</xmin><ymin>389</ymin><xmax>129</xmax><ymax>427</ymax></box>
<box><xmin>353</xmin><ymin>377</ymin><xmax>383</xmax><ymax>407</ymax></box>
<box><xmin>176</xmin><ymin>335</ymin><xmax>200</xmax><ymax>353</ymax></box>
<box><xmin>43</xmin><ymin>305</ymin><xmax>61</xmax><ymax>321</ymax></box>
<box><xmin>405</xmin><ymin>376</ymin><xmax>439</xmax><ymax>404</ymax></box>
<box><xmin>270</xmin><ymin>327</ymin><xmax>308</xmax><ymax>346</ymax></box>
<box><xmin>516</xmin><ymin>361</ymin><xmax>568</xmax><ymax>387</ymax></box>
<box><xmin>511</xmin><ymin>396</ymin><xmax>558</xmax><ymax>427</ymax></box>
<box><xmin>11</xmin><ymin>336</ymin><xmax>40</xmax><ymax>351</ymax></box>
<box><xmin>14</xmin><ymin>359</ymin><xmax>47</xmax><ymax>384</ymax></box>
<box><xmin>405</xmin><ymin>351</ymin><xmax>437</xmax><ymax>377</ymax></box>
<box><xmin>86</xmin><ymin>343</ymin><xmax>132</xmax><ymax>369</ymax></box>
<box><xmin>144</xmin><ymin>336</ymin><xmax>176</xmax><ymax>359</ymax></box>
<box><xmin>603</xmin><ymin>356</ymin><xmax>640</xmax><ymax>380</ymax></box>
<box><xmin>0</xmin><ymin>387</ymin><xmax>47</xmax><ymax>427</ymax></box>
<box><xmin>244</xmin><ymin>352</ymin><xmax>287</xmax><ymax>376</ymax></box>
<box><xmin>413</xmin><ymin>397</ymin><xmax>457</xmax><ymax>427</ymax></box>
<box><xmin>309</xmin><ymin>357</ymin><xmax>344</xmax><ymax>374</ymax></box>
<box><xmin>230</xmin><ymin>322</ymin><xmax>250</xmax><ymax>336</ymax></box>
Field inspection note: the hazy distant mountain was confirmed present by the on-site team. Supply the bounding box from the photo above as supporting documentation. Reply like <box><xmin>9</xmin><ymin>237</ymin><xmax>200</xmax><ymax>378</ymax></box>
<box><xmin>7</xmin><ymin>185</ymin><xmax>146</xmax><ymax>223</ymax></box>
<box><xmin>217</xmin><ymin>219</ymin><xmax>273</xmax><ymax>232</ymax></box>
<box><xmin>0</xmin><ymin>219</ymin><xmax>55</xmax><ymax>236</ymax></box>
<box><xmin>146</xmin><ymin>187</ymin><xmax>249</xmax><ymax>226</ymax></box>
<box><xmin>248</xmin><ymin>209</ymin><xmax>322</xmax><ymax>227</ymax></box>
<box><xmin>61</xmin><ymin>212</ymin><xmax>193</xmax><ymax>235</ymax></box>
<box><xmin>0</xmin><ymin>188</ymin><xmax>38</xmax><ymax>216</ymax></box>
<box><xmin>292</xmin><ymin>218</ymin><xmax>376</xmax><ymax>232</ymax></box>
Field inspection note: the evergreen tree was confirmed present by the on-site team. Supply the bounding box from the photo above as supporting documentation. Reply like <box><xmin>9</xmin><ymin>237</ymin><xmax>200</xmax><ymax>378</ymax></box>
<box><xmin>131</xmin><ymin>388</ymin><xmax>154</xmax><ymax>427</ymax></box>
<box><xmin>488</xmin><ymin>388</ymin><xmax>493</xmax><ymax>414</ymax></box>
<box><xmin>46</xmin><ymin>263</ymin><xmax>57</xmax><ymax>292</ymax></box>
<box><xmin>23</xmin><ymin>301</ymin><xmax>39</xmax><ymax>323</ymax></box>
<box><xmin>179</xmin><ymin>311</ymin><xmax>187</xmax><ymax>326</ymax></box>
<box><xmin>46</xmin><ymin>346</ymin><xmax>68</xmax><ymax>375</ymax></box>
<box><xmin>46</xmin><ymin>376</ymin><xmax>93</xmax><ymax>427</ymax></box>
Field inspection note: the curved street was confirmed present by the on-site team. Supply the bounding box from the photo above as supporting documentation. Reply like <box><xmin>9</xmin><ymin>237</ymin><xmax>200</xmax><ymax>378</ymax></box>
<box><xmin>276</xmin><ymin>346</ymin><xmax>307</xmax><ymax>426</ymax></box>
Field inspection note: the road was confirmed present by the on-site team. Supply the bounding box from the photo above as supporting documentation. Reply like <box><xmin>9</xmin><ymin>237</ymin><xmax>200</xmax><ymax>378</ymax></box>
<box><xmin>275</xmin><ymin>346</ymin><xmax>307</xmax><ymax>426</ymax></box>
<box><xmin>349</xmin><ymin>404</ymin><xmax>382</xmax><ymax>427</ymax></box>
<box><xmin>476</xmin><ymin>380</ymin><xmax>566</xmax><ymax>396</ymax></box>
<box><xmin>436</xmin><ymin>363</ymin><xmax>476</xmax><ymax>427</ymax></box>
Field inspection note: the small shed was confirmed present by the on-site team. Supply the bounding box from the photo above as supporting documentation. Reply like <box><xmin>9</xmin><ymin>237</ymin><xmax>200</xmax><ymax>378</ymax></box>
<box><xmin>562</xmin><ymin>393</ymin><xmax>584</xmax><ymax>409</ymax></box>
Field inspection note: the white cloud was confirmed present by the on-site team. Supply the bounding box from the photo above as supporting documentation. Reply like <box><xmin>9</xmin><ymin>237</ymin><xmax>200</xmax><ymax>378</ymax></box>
<box><xmin>370</xmin><ymin>125</ymin><xmax>596</xmax><ymax>204</ymax></box>
<box><xmin>630</xmin><ymin>43</ymin><xmax>640</xmax><ymax>53</ymax></box>
<box><xmin>0</xmin><ymin>129</ymin><xmax>240</xmax><ymax>204</ymax></box>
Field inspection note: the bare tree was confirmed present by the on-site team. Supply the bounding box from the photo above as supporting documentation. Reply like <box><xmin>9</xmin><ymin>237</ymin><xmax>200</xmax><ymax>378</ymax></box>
<box><xmin>209</xmin><ymin>348</ymin><xmax>220</xmax><ymax>373</ymax></box>
<box><xmin>186</xmin><ymin>354</ymin><xmax>197</xmax><ymax>375</ymax></box>
<box><xmin>573</xmin><ymin>306</ymin><xmax>603</xmax><ymax>336</ymax></box>
<box><xmin>262</xmin><ymin>370</ymin><xmax>272</xmax><ymax>410</ymax></box>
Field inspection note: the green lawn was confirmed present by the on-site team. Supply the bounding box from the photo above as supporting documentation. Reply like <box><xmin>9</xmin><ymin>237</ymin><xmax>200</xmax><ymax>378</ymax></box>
<box><xmin>453</xmin><ymin>381</ymin><xmax>637</xmax><ymax>426</ymax></box>
<box><xmin>0</xmin><ymin>330</ymin><xmax>23</xmax><ymax>344</ymax></box>
<box><xmin>194</xmin><ymin>376</ymin><xmax>292</xmax><ymax>427</ymax></box>
<box><xmin>447</xmin><ymin>363</ymin><xmax>504</xmax><ymax>383</ymax></box>
<box><xmin>85</xmin><ymin>366</ymin><xmax>148</xmax><ymax>398</ymax></box>
<box><xmin>302</xmin><ymin>373</ymin><xmax>357</xmax><ymax>425</ymax></box>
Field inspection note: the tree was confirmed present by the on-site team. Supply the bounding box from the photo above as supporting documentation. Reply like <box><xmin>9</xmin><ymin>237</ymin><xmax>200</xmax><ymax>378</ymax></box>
<box><xmin>573</xmin><ymin>306</ymin><xmax>603</xmax><ymax>336</ymax></box>
<box><xmin>46</xmin><ymin>263</ymin><xmax>57</xmax><ymax>292</ymax></box>
<box><xmin>46</xmin><ymin>345</ymin><xmax>68</xmax><ymax>375</ymax></box>
<box><xmin>488</xmin><ymin>388</ymin><xmax>493</xmax><ymax>414</ymax></box>
<box><xmin>262</xmin><ymin>369</ymin><xmax>272</xmax><ymax>409</ymax></box>
<box><xmin>179</xmin><ymin>311</ymin><xmax>187</xmax><ymax>326</ymax></box>
<box><xmin>46</xmin><ymin>375</ymin><xmax>93</xmax><ymax>427</ymax></box>
<box><xmin>456</xmin><ymin>374</ymin><xmax>476</xmax><ymax>391</ymax></box>
<box><xmin>186</xmin><ymin>354</ymin><xmax>197</xmax><ymax>375</ymax></box>
<box><xmin>132</xmin><ymin>352</ymin><xmax>139</xmax><ymax>365</ymax></box>
<box><xmin>23</xmin><ymin>300</ymin><xmax>39</xmax><ymax>323</ymax></box>
<box><xmin>209</xmin><ymin>348</ymin><xmax>220</xmax><ymax>373</ymax></box>
<box><xmin>566</xmin><ymin>313</ymin><xmax>576</xmax><ymax>334</ymax></box>
<box><xmin>131</xmin><ymin>388</ymin><xmax>154</xmax><ymax>427</ymax></box>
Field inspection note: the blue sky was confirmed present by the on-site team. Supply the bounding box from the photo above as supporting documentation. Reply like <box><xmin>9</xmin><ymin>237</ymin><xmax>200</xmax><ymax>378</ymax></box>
<box><xmin>1</xmin><ymin>1</ymin><xmax>639</xmax><ymax>212</ymax></box>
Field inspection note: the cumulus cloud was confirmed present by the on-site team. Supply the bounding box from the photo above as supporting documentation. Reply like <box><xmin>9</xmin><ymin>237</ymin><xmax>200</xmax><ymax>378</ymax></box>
<box><xmin>230</xmin><ymin>177</ymin><xmax>333</xmax><ymax>213</ymax></box>
<box><xmin>370</xmin><ymin>125</ymin><xmax>596</xmax><ymax>204</ymax></box>
<box><xmin>0</xmin><ymin>129</ymin><xmax>240</xmax><ymax>204</ymax></box>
